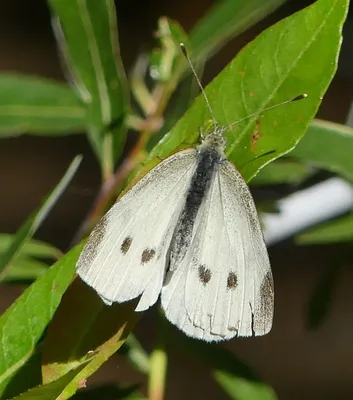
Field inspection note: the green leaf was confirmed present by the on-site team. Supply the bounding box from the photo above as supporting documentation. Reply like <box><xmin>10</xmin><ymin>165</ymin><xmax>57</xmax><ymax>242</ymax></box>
<box><xmin>0</xmin><ymin>244</ymin><xmax>83</xmax><ymax>397</ymax></box>
<box><xmin>49</xmin><ymin>0</ymin><xmax>130</xmax><ymax>171</ymax></box>
<box><xmin>121</xmin><ymin>335</ymin><xmax>150</xmax><ymax>375</ymax></box>
<box><xmin>42</xmin><ymin>278</ymin><xmax>139</xmax><ymax>394</ymax></box>
<box><xmin>297</xmin><ymin>214</ymin><xmax>353</xmax><ymax>244</ymax></box>
<box><xmin>0</xmin><ymin>75</ymin><xmax>86</xmax><ymax>137</ymax></box>
<box><xmin>252</xmin><ymin>160</ymin><xmax>311</xmax><ymax>186</ymax></box>
<box><xmin>156</xmin><ymin>1</ymin><xmax>287</xmax><ymax>146</ymax></box>
<box><xmin>190</xmin><ymin>0</ymin><xmax>287</xmax><ymax>60</ymax></box>
<box><xmin>2</xmin><ymin>258</ymin><xmax>48</xmax><ymax>282</ymax></box>
<box><xmin>0</xmin><ymin>235</ymin><xmax>62</xmax><ymax>260</ymax></box>
<box><xmin>8</xmin><ymin>362</ymin><xmax>89</xmax><ymax>400</ymax></box>
<box><xmin>291</xmin><ymin>119</ymin><xmax>353</xmax><ymax>181</ymax></box>
<box><xmin>149</xmin><ymin>17</ymin><xmax>190</xmax><ymax>84</ymax></box>
<box><xmin>148</xmin><ymin>0</ymin><xmax>348</xmax><ymax>183</ymax></box>
<box><xmin>0</xmin><ymin>156</ymin><xmax>82</xmax><ymax>280</ymax></box>
<box><xmin>215</xmin><ymin>370</ymin><xmax>277</xmax><ymax>400</ymax></box>
<box><xmin>1</xmin><ymin>350</ymin><xmax>42</xmax><ymax>399</ymax></box>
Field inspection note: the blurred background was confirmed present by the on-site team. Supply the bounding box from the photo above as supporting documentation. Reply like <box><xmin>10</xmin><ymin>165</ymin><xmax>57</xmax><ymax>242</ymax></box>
<box><xmin>0</xmin><ymin>0</ymin><xmax>353</xmax><ymax>399</ymax></box>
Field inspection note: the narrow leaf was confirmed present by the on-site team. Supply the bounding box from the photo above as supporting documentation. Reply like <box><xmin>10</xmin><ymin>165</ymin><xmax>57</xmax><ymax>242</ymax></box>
<box><xmin>291</xmin><ymin>119</ymin><xmax>353</xmax><ymax>182</ymax></box>
<box><xmin>0</xmin><ymin>235</ymin><xmax>62</xmax><ymax>260</ymax></box>
<box><xmin>252</xmin><ymin>160</ymin><xmax>310</xmax><ymax>186</ymax></box>
<box><xmin>0</xmin><ymin>156</ymin><xmax>82</xmax><ymax>280</ymax></box>
<box><xmin>190</xmin><ymin>0</ymin><xmax>287</xmax><ymax>60</ymax></box>
<box><xmin>42</xmin><ymin>278</ymin><xmax>139</xmax><ymax>389</ymax></box>
<box><xmin>49</xmin><ymin>0</ymin><xmax>130</xmax><ymax>167</ymax></box>
<box><xmin>0</xmin><ymin>245</ymin><xmax>83</xmax><ymax>397</ymax></box>
<box><xmin>297</xmin><ymin>214</ymin><xmax>353</xmax><ymax>244</ymax></box>
<box><xmin>8</xmin><ymin>363</ymin><xmax>89</xmax><ymax>400</ymax></box>
<box><xmin>121</xmin><ymin>335</ymin><xmax>150</xmax><ymax>375</ymax></box>
<box><xmin>0</xmin><ymin>75</ymin><xmax>86</xmax><ymax>137</ymax></box>
<box><xmin>214</xmin><ymin>370</ymin><xmax>277</xmax><ymax>400</ymax></box>
<box><xmin>2</xmin><ymin>258</ymin><xmax>48</xmax><ymax>282</ymax></box>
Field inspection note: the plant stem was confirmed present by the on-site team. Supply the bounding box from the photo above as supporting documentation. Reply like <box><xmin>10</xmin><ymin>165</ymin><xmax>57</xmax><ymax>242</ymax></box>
<box><xmin>148</xmin><ymin>315</ymin><xmax>168</xmax><ymax>400</ymax></box>
<box><xmin>101</xmin><ymin>132</ymin><xmax>114</xmax><ymax>182</ymax></box>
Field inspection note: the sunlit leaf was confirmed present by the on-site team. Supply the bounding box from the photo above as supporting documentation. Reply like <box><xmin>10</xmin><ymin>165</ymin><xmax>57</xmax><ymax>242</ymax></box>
<box><xmin>0</xmin><ymin>245</ymin><xmax>82</xmax><ymax>397</ymax></box>
<box><xmin>148</xmin><ymin>0</ymin><xmax>347</xmax><ymax>184</ymax></box>
<box><xmin>42</xmin><ymin>278</ymin><xmax>139</xmax><ymax>391</ymax></box>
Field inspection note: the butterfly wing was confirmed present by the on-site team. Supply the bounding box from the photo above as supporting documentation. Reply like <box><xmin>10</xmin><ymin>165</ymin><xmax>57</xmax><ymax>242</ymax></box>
<box><xmin>161</xmin><ymin>159</ymin><xmax>273</xmax><ymax>341</ymax></box>
<box><xmin>77</xmin><ymin>149</ymin><xmax>198</xmax><ymax>311</ymax></box>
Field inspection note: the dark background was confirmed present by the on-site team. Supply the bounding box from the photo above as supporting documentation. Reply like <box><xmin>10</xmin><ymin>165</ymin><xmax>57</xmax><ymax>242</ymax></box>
<box><xmin>1</xmin><ymin>1</ymin><xmax>353</xmax><ymax>399</ymax></box>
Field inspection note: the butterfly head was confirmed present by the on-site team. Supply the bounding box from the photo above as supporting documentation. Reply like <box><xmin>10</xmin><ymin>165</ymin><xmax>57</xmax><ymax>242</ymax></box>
<box><xmin>200</xmin><ymin>121</ymin><xmax>227</xmax><ymax>155</ymax></box>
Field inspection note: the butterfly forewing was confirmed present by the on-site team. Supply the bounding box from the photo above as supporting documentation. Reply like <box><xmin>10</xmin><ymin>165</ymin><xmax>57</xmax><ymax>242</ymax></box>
<box><xmin>77</xmin><ymin>149</ymin><xmax>198</xmax><ymax>311</ymax></box>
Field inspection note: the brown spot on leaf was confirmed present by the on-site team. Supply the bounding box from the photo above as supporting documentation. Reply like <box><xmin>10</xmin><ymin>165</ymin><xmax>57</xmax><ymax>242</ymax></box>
<box><xmin>227</xmin><ymin>272</ymin><xmax>238</xmax><ymax>289</ymax></box>
<box><xmin>121</xmin><ymin>236</ymin><xmax>133</xmax><ymax>254</ymax></box>
<box><xmin>141</xmin><ymin>248</ymin><xmax>156</xmax><ymax>264</ymax></box>
<box><xmin>251</xmin><ymin>119</ymin><xmax>261</xmax><ymax>152</ymax></box>
<box><xmin>198</xmin><ymin>264</ymin><xmax>211</xmax><ymax>285</ymax></box>
<box><xmin>78</xmin><ymin>378</ymin><xmax>87</xmax><ymax>389</ymax></box>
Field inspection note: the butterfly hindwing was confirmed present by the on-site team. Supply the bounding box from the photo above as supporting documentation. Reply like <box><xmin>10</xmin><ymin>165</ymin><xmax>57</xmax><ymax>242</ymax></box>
<box><xmin>161</xmin><ymin>159</ymin><xmax>273</xmax><ymax>341</ymax></box>
<box><xmin>77</xmin><ymin>149</ymin><xmax>198</xmax><ymax>311</ymax></box>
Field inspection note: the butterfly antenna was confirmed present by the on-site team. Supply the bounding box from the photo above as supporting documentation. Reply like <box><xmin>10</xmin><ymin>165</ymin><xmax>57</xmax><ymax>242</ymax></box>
<box><xmin>227</xmin><ymin>94</ymin><xmax>307</xmax><ymax>130</ymax></box>
<box><xmin>180</xmin><ymin>43</ymin><xmax>218</xmax><ymax>129</ymax></box>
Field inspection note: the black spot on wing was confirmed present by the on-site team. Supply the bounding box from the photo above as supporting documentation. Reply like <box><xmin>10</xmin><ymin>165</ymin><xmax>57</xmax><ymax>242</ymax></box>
<box><xmin>141</xmin><ymin>248</ymin><xmax>156</xmax><ymax>264</ymax></box>
<box><xmin>227</xmin><ymin>272</ymin><xmax>237</xmax><ymax>289</ymax></box>
<box><xmin>121</xmin><ymin>236</ymin><xmax>133</xmax><ymax>254</ymax></box>
<box><xmin>198</xmin><ymin>264</ymin><xmax>211</xmax><ymax>285</ymax></box>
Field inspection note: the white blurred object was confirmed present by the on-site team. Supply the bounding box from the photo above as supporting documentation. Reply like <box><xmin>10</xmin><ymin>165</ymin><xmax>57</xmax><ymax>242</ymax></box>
<box><xmin>263</xmin><ymin>83</ymin><xmax>353</xmax><ymax>246</ymax></box>
<box><xmin>263</xmin><ymin>177</ymin><xmax>353</xmax><ymax>246</ymax></box>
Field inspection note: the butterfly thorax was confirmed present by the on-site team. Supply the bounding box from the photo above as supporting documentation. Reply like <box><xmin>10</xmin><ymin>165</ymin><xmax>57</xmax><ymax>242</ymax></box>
<box><xmin>200</xmin><ymin>123</ymin><xmax>227</xmax><ymax>157</ymax></box>
<box><xmin>169</xmin><ymin>145</ymin><xmax>223</xmax><ymax>271</ymax></box>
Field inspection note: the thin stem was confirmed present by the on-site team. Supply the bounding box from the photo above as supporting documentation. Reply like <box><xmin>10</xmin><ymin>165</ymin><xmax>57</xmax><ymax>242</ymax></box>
<box><xmin>148</xmin><ymin>315</ymin><xmax>168</xmax><ymax>400</ymax></box>
<box><xmin>101</xmin><ymin>132</ymin><xmax>114</xmax><ymax>182</ymax></box>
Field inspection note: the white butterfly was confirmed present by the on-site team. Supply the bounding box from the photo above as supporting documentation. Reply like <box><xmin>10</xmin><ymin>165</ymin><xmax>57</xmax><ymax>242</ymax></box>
<box><xmin>76</xmin><ymin>46</ymin><xmax>274</xmax><ymax>342</ymax></box>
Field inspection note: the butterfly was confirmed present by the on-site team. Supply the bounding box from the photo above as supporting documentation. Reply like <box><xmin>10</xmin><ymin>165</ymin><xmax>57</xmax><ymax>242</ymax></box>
<box><xmin>76</xmin><ymin>44</ymin><xmax>275</xmax><ymax>342</ymax></box>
